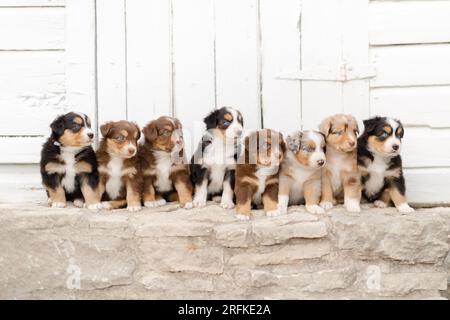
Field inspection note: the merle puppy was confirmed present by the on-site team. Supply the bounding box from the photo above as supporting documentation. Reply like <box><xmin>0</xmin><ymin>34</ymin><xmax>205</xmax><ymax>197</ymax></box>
<box><xmin>190</xmin><ymin>107</ymin><xmax>244</xmax><ymax>209</ymax></box>
<box><xmin>357</xmin><ymin>116</ymin><xmax>414</xmax><ymax>213</ymax></box>
<box><xmin>40</xmin><ymin>112</ymin><xmax>101</xmax><ymax>210</ymax></box>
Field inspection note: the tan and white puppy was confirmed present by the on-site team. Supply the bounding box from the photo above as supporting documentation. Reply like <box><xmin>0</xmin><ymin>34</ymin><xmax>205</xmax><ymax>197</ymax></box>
<box><xmin>319</xmin><ymin>114</ymin><xmax>362</xmax><ymax>213</ymax></box>
<box><xmin>235</xmin><ymin>129</ymin><xmax>286</xmax><ymax>220</ymax></box>
<box><xmin>96</xmin><ymin>121</ymin><xmax>142</xmax><ymax>212</ymax></box>
<box><xmin>278</xmin><ymin>131</ymin><xmax>326</xmax><ymax>215</ymax></box>
<box><xmin>139</xmin><ymin>116</ymin><xmax>193</xmax><ymax>209</ymax></box>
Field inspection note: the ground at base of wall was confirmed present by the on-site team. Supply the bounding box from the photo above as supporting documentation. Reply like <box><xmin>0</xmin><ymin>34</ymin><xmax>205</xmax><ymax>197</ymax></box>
<box><xmin>0</xmin><ymin>200</ymin><xmax>449</xmax><ymax>300</ymax></box>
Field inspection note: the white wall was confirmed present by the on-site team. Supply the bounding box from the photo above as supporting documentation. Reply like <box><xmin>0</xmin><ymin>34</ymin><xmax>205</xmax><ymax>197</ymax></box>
<box><xmin>0</xmin><ymin>0</ymin><xmax>449</xmax><ymax>205</ymax></box>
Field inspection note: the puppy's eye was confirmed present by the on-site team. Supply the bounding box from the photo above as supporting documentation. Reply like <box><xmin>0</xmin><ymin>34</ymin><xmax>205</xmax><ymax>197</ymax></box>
<box><xmin>261</xmin><ymin>143</ymin><xmax>270</xmax><ymax>150</ymax></box>
<box><xmin>72</xmin><ymin>124</ymin><xmax>81</xmax><ymax>131</ymax></box>
<box><xmin>115</xmin><ymin>136</ymin><xmax>126</xmax><ymax>143</ymax></box>
<box><xmin>222</xmin><ymin>120</ymin><xmax>231</xmax><ymax>126</ymax></box>
<box><xmin>379</xmin><ymin>132</ymin><xmax>389</xmax><ymax>139</ymax></box>
<box><xmin>333</xmin><ymin>131</ymin><xmax>342</xmax><ymax>136</ymax></box>
<box><xmin>301</xmin><ymin>146</ymin><xmax>312</xmax><ymax>152</ymax></box>
<box><xmin>161</xmin><ymin>130</ymin><xmax>171</xmax><ymax>137</ymax></box>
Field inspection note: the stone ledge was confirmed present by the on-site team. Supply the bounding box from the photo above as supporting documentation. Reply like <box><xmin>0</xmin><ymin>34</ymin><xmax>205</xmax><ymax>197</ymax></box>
<box><xmin>0</xmin><ymin>202</ymin><xmax>449</xmax><ymax>299</ymax></box>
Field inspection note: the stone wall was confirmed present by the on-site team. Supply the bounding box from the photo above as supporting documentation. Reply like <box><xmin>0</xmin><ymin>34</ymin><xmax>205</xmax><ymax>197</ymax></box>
<box><xmin>0</xmin><ymin>203</ymin><xmax>449</xmax><ymax>299</ymax></box>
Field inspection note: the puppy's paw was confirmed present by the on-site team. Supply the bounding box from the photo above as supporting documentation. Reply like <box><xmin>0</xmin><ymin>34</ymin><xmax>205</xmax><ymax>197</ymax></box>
<box><xmin>51</xmin><ymin>202</ymin><xmax>66</xmax><ymax>208</ymax></box>
<box><xmin>266</xmin><ymin>209</ymin><xmax>283</xmax><ymax>217</ymax></box>
<box><xmin>73</xmin><ymin>199</ymin><xmax>85</xmax><ymax>208</ymax></box>
<box><xmin>320</xmin><ymin>201</ymin><xmax>333</xmax><ymax>210</ymax></box>
<box><xmin>212</xmin><ymin>196</ymin><xmax>222</xmax><ymax>203</ymax></box>
<box><xmin>127</xmin><ymin>205</ymin><xmax>142</xmax><ymax>212</ymax></box>
<box><xmin>345</xmin><ymin>200</ymin><xmax>361</xmax><ymax>213</ymax></box>
<box><xmin>144</xmin><ymin>199</ymin><xmax>167</xmax><ymax>208</ymax></box>
<box><xmin>220</xmin><ymin>199</ymin><xmax>235</xmax><ymax>210</ymax></box>
<box><xmin>181</xmin><ymin>202</ymin><xmax>194</xmax><ymax>210</ymax></box>
<box><xmin>306</xmin><ymin>204</ymin><xmax>325</xmax><ymax>214</ymax></box>
<box><xmin>100</xmin><ymin>201</ymin><xmax>112</xmax><ymax>210</ymax></box>
<box><xmin>398</xmin><ymin>203</ymin><xmax>415</xmax><ymax>213</ymax></box>
<box><xmin>235</xmin><ymin>214</ymin><xmax>250</xmax><ymax>221</ymax></box>
<box><xmin>374</xmin><ymin>200</ymin><xmax>388</xmax><ymax>208</ymax></box>
<box><xmin>277</xmin><ymin>205</ymin><xmax>288</xmax><ymax>215</ymax></box>
<box><xmin>86</xmin><ymin>202</ymin><xmax>102</xmax><ymax>211</ymax></box>
<box><xmin>193</xmin><ymin>199</ymin><xmax>207</xmax><ymax>208</ymax></box>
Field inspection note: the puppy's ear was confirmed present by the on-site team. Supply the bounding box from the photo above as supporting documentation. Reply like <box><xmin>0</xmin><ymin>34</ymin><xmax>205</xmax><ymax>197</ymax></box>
<box><xmin>50</xmin><ymin>115</ymin><xmax>65</xmax><ymax>137</ymax></box>
<box><xmin>132</xmin><ymin>122</ymin><xmax>141</xmax><ymax>141</ymax></box>
<box><xmin>142</xmin><ymin>121</ymin><xmax>158</xmax><ymax>142</ymax></box>
<box><xmin>100</xmin><ymin>122</ymin><xmax>113</xmax><ymax>137</ymax></box>
<box><xmin>204</xmin><ymin>110</ymin><xmax>218</xmax><ymax>129</ymax></box>
<box><xmin>319</xmin><ymin>117</ymin><xmax>332</xmax><ymax>136</ymax></box>
<box><xmin>363</xmin><ymin>117</ymin><xmax>380</xmax><ymax>133</ymax></box>
<box><xmin>286</xmin><ymin>131</ymin><xmax>302</xmax><ymax>152</ymax></box>
<box><xmin>279</xmin><ymin>132</ymin><xmax>286</xmax><ymax>155</ymax></box>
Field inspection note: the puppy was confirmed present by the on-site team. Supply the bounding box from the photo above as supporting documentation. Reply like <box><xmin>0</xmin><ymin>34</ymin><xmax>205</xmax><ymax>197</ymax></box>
<box><xmin>235</xmin><ymin>129</ymin><xmax>286</xmax><ymax>220</ymax></box>
<box><xmin>358</xmin><ymin>116</ymin><xmax>414</xmax><ymax>213</ymax></box>
<box><xmin>319</xmin><ymin>114</ymin><xmax>361</xmax><ymax>212</ymax></box>
<box><xmin>96</xmin><ymin>121</ymin><xmax>142</xmax><ymax>212</ymax></box>
<box><xmin>191</xmin><ymin>107</ymin><xmax>244</xmax><ymax>209</ymax></box>
<box><xmin>40</xmin><ymin>112</ymin><xmax>101</xmax><ymax>210</ymax></box>
<box><xmin>278</xmin><ymin>130</ymin><xmax>326</xmax><ymax>215</ymax></box>
<box><xmin>139</xmin><ymin>116</ymin><xmax>193</xmax><ymax>209</ymax></box>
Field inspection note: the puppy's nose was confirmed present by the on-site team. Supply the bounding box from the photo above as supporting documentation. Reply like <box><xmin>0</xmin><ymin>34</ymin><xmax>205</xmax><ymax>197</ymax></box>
<box><xmin>128</xmin><ymin>147</ymin><xmax>136</xmax><ymax>155</ymax></box>
<box><xmin>87</xmin><ymin>133</ymin><xmax>94</xmax><ymax>139</ymax></box>
<box><xmin>348</xmin><ymin>141</ymin><xmax>356</xmax><ymax>147</ymax></box>
<box><xmin>317</xmin><ymin>160</ymin><xmax>325</xmax><ymax>167</ymax></box>
<box><xmin>392</xmin><ymin>144</ymin><xmax>399</xmax><ymax>151</ymax></box>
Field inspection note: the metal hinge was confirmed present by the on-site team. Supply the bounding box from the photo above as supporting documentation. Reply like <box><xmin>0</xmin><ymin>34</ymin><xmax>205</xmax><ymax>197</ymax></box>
<box><xmin>278</xmin><ymin>63</ymin><xmax>376</xmax><ymax>82</ymax></box>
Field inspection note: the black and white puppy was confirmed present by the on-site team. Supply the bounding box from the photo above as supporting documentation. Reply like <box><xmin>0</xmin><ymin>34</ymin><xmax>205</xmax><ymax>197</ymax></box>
<box><xmin>190</xmin><ymin>107</ymin><xmax>244</xmax><ymax>209</ymax></box>
<box><xmin>357</xmin><ymin>116</ymin><xmax>414</xmax><ymax>213</ymax></box>
<box><xmin>40</xmin><ymin>112</ymin><xmax>101</xmax><ymax>210</ymax></box>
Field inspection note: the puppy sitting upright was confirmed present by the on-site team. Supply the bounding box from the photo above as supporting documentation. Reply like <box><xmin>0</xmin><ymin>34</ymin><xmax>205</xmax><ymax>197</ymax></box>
<box><xmin>139</xmin><ymin>116</ymin><xmax>193</xmax><ymax>209</ymax></box>
<box><xmin>319</xmin><ymin>114</ymin><xmax>361</xmax><ymax>212</ymax></box>
<box><xmin>358</xmin><ymin>116</ymin><xmax>414</xmax><ymax>213</ymax></box>
<box><xmin>40</xmin><ymin>112</ymin><xmax>101</xmax><ymax>210</ymax></box>
<box><xmin>96</xmin><ymin>121</ymin><xmax>142</xmax><ymax>212</ymax></box>
<box><xmin>191</xmin><ymin>107</ymin><xmax>244</xmax><ymax>209</ymax></box>
<box><xmin>235</xmin><ymin>129</ymin><xmax>286</xmax><ymax>220</ymax></box>
<box><xmin>278</xmin><ymin>130</ymin><xmax>326</xmax><ymax>215</ymax></box>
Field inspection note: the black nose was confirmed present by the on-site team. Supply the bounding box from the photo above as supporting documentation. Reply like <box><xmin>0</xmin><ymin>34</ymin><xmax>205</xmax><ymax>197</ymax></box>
<box><xmin>88</xmin><ymin>133</ymin><xmax>94</xmax><ymax>139</ymax></box>
<box><xmin>392</xmin><ymin>144</ymin><xmax>399</xmax><ymax>151</ymax></box>
<box><xmin>317</xmin><ymin>160</ymin><xmax>325</xmax><ymax>166</ymax></box>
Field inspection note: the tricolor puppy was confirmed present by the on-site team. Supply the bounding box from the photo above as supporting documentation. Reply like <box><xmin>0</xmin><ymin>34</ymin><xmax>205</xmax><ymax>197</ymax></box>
<box><xmin>319</xmin><ymin>114</ymin><xmax>362</xmax><ymax>212</ymax></box>
<box><xmin>191</xmin><ymin>107</ymin><xmax>244</xmax><ymax>209</ymax></box>
<box><xmin>278</xmin><ymin>130</ymin><xmax>326</xmax><ymax>215</ymax></box>
<box><xmin>235</xmin><ymin>129</ymin><xmax>286</xmax><ymax>220</ymax></box>
<box><xmin>40</xmin><ymin>112</ymin><xmax>101</xmax><ymax>210</ymax></box>
<box><xmin>358</xmin><ymin>116</ymin><xmax>414</xmax><ymax>213</ymax></box>
<box><xmin>139</xmin><ymin>116</ymin><xmax>193</xmax><ymax>209</ymax></box>
<box><xmin>96</xmin><ymin>121</ymin><xmax>142</xmax><ymax>212</ymax></box>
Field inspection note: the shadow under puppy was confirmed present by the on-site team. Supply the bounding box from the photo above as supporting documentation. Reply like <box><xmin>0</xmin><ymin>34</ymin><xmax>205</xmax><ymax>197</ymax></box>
<box><xmin>358</xmin><ymin>116</ymin><xmax>414</xmax><ymax>213</ymax></box>
<box><xmin>96</xmin><ymin>121</ymin><xmax>142</xmax><ymax>212</ymax></box>
<box><xmin>40</xmin><ymin>112</ymin><xmax>101</xmax><ymax>210</ymax></box>
<box><xmin>278</xmin><ymin>130</ymin><xmax>326</xmax><ymax>215</ymax></box>
<box><xmin>235</xmin><ymin>129</ymin><xmax>286</xmax><ymax>220</ymax></box>
<box><xmin>139</xmin><ymin>116</ymin><xmax>193</xmax><ymax>209</ymax></box>
<box><xmin>319</xmin><ymin>114</ymin><xmax>362</xmax><ymax>212</ymax></box>
<box><xmin>191</xmin><ymin>107</ymin><xmax>243</xmax><ymax>209</ymax></box>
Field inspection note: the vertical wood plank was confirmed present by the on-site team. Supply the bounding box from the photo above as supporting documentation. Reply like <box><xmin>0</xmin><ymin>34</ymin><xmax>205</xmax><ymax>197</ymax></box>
<box><xmin>96</xmin><ymin>0</ymin><xmax>127</xmax><ymax>125</ymax></box>
<box><xmin>301</xmin><ymin>0</ymin><xmax>342</xmax><ymax>130</ymax></box>
<box><xmin>214</xmin><ymin>0</ymin><xmax>260</xmax><ymax>131</ymax></box>
<box><xmin>260</xmin><ymin>0</ymin><xmax>301</xmax><ymax>135</ymax></box>
<box><xmin>341</xmin><ymin>0</ymin><xmax>370</xmax><ymax>125</ymax></box>
<box><xmin>172</xmin><ymin>0</ymin><xmax>215</xmax><ymax>156</ymax></box>
<box><xmin>126</xmin><ymin>0</ymin><xmax>172</xmax><ymax>128</ymax></box>
<box><xmin>66</xmin><ymin>0</ymin><xmax>97</xmax><ymax>125</ymax></box>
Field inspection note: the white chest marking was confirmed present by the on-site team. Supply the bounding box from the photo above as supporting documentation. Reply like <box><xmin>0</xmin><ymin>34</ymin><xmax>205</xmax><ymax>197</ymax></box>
<box><xmin>252</xmin><ymin>167</ymin><xmax>277</xmax><ymax>205</ymax></box>
<box><xmin>105</xmin><ymin>157</ymin><xmax>124</xmax><ymax>200</ymax></box>
<box><xmin>154</xmin><ymin>151</ymin><xmax>174</xmax><ymax>193</ymax></box>
<box><xmin>326</xmin><ymin>152</ymin><xmax>350</xmax><ymax>194</ymax></box>
<box><xmin>60</xmin><ymin>147</ymin><xmax>83</xmax><ymax>193</ymax></box>
<box><xmin>364</xmin><ymin>155</ymin><xmax>389</xmax><ymax>197</ymax></box>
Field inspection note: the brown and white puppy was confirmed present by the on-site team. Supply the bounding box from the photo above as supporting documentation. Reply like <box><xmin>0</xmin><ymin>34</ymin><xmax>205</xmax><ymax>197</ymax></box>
<box><xmin>96</xmin><ymin>121</ymin><xmax>142</xmax><ymax>212</ymax></box>
<box><xmin>319</xmin><ymin>114</ymin><xmax>362</xmax><ymax>212</ymax></box>
<box><xmin>40</xmin><ymin>112</ymin><xmax>101</xmax><ymax>210</ymax></box>
<box><xmin>278</xmin><ymin>130</ymin><xmax>326</xmax><ymax>215</ymax></box>
<box><xmin>235</xmin><ymin>129</ymin><xmax>286</xmax><ymax>220</ymax></box>
<box><xmin>139</xmin><ymin>116</ymin><xmax>193</xmax><ymax>209</ymax></box>
<box><xmin>358</xmin><ymin>116</ymin><xmax>414</xmax><ymax>213</ymax></box>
